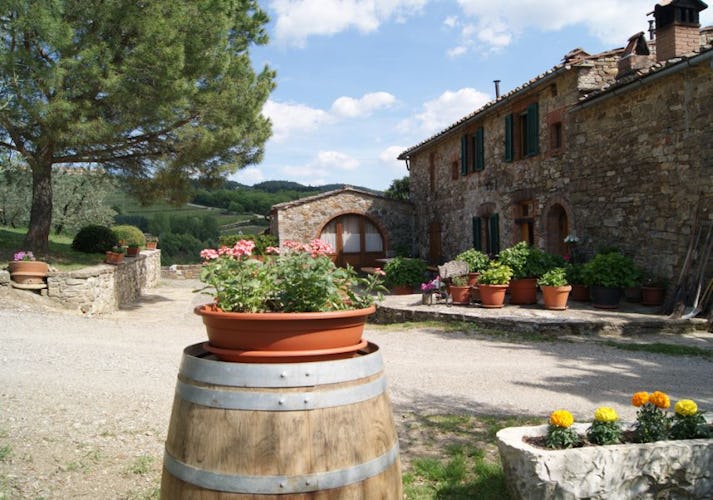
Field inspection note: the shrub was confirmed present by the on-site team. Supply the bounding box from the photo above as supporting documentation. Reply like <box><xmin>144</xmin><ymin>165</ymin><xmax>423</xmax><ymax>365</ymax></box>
<box><xmin>454</xmin><ymin>248</ymin><xmax>490</xmax><ymax>273</ymax></box>
<box><xmin>111</xmin><ymin>225</ymin><xmax>146</xmax><ymax>247</ymax></box>
<box><xmin>384</xmin><ymin>257</ymin><xmax>427</xmax><ymax>288</ymax></box>
<box><xmin>114</xmin><ymin>214</ymin><xmax>150</xmax><ymax>232</ymax></box>
<box><xmin>71</xmin><ymin>225</ymin><xmax>118</xmax><ymax>253</ymax></box>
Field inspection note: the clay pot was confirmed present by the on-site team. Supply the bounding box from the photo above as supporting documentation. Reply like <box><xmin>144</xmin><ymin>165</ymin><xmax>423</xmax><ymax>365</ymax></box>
<box><xmin>146</xmin><ymin>241</ymin><xmax>158</xmax><ymax>250</ymax></box>
<box><xmin>449</xmin><ymin>285</ymin><xmax>471</xmax><ymax>305</ymax></box>
<box><xmin>391</xmin><ymin>285</ymin><xmax>413</xmax><ymax>295</ymax></box>
<box><xmin>479</xmin><ymin>284</ymin><xmax>509</xmax><ymax>308</ymax></box>
<box><xmin>570</xmin><ymin>284</ymin><xmax>590</xmax><ymax>301</ymax></box>
<box><xmin>590</xmin><ymin>285</ymin><xmax>623</xmax><ymax>309</ymax></box>
<box><xmin>8</xmin><ymin>260</ymin><xmax>49</xmax><ymax>285</ymax></box>
<box><xmin>126</xmin><ymin>246</ymin><xmax>141</xmax><ymax>257</ymax></box>
<box><xmin>540</xmin><ymin>285</ymin><xmax>572</xmax><ymax>310</ymax></box>
<box><xmin>508</xmin><ymin>278</ymin><xmax>538</xmax><ymax>305</ymax></box>
<box><xmin>641</xmin><ymin>286</ymin><xmax>665</xmax><ymax>306</ymax></box>
<box><xmin>105</xmin><ymin>252</ymin><xmax>125</xmax><ymax>265</ymax></box>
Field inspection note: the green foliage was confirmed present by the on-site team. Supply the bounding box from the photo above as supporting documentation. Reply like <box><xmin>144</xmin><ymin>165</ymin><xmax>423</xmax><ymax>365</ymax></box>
<box><xmin>634</xmin><ymin>404</ymin><xmax>671</xmax><ymax>443</ymax></box>
<box><xmin>111</xmin><ymin>225</ymin><xmax>146</xmax><ymax>247</ymax></box>
<box><xmin>477</xmin><ymin>263</ymin><xmax>513</xmax><ymax>285</ymax></box>
<box><xmin>669</xmin><ymin>412</ymin><xmax>710</xmax><ymax>440</ymax></box>
<box><xmin>384</xmin><ymin>176</ymin><xmax>410</xmax><ymax>201</ymax></box>
<box><xmin>545</xmin><ymin>425</ymin><xmax>580</xmax><ymax>449</ymax></box>
<box><xmin>582</xmin><ymin>251</ymin><xmax>639</xmax><ymax>288</ymax></box>
<box><xmin>157</xmin><ymin>233</ymin><xmax>205</xmax><ymax>266</ymax></box>
<box><xmin>220</xmin><ymin>233</ymin><xmax>277</xmax><ymax>255</ymax></box>
<box><xmin>455</xmin><ymin>248</ymin><xmax>491</xmax><ymax>273</ymax></box>
<box><xmin>537</xmin><ymin>267</ymin><xmax>569</xmax><ymax>287</ymax></box>
<box><xmin>71</xmin><ymin>225</ymin><xmax>118</xmax><ymax>254</ymax></box>
<box><xmin>114</xmin><ymin>215</ymin><xmax>150</xmax><ymax>233</ymax></box>
<box><xmin>497</xmin><ymin>242</ymin><xmax>556</xmax><ymax>279</ymax></box>
<box><xmin>586</xmin><ymin>421</ymin><xmax>622</xmax><ymax>445</ymax></box>
<box><xmin>565</xmin><ymin>262</ymin><xmax>587</xmax><ymax>285</ymax></box>
<box><xmin>451</xmin><ymin>275</ymin><xmax>469</xmax><ymax>287</ymax></box>
<box><xmin>384</xmin><ymin>257</ymin><xmax>427</xmax><ymax>287</ymax></box>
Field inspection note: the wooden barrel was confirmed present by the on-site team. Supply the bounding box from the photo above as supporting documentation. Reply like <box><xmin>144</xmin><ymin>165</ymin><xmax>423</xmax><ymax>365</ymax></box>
<box><xmin>161</xmin><ymin>342</ymin><xmax>402</xmax><ymax>499</ymax></box>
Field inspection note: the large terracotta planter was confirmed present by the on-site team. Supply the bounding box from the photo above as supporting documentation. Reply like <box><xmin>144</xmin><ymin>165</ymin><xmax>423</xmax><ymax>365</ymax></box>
<box><xmin>497</xmin><ymin>424</ymin><xmax>713</xmax><ymax>500</ymax></box>
<box><xmin>478</xmin><ymin>284</ymin><xmax>508</xmax><ymax>308</ymax></box>
<box><xmin>448</xmin><ymin>285</ymin><xmax>471</xmax><ymax>305</ymax></box>
<box><xmin>570</xmin><ymin>284</ymin><xmax>590</xmax><ymax>301</ymax></box>
<box><xmin>641</xmin><ymin>286</ymin><xmax>666</xmax><ymax>306</ymax></box>
<box><xmin>508</xmin><ymin>278</ymin><xmax>538</xmax><ymax>305</ymax></box>
<box><xmin>540</xmin><ymin>285</ymin><xmax>572</xmax><ymax>310</ymax></box>
<box><xmin>194</xmin><ymin>304</ymin><xmax>375</xmax><ymax>363</ymax></box>
<box><xmin>8</xmin><ymin>260</ymin><xmax>49</xmax><ymax>284</ymax></box>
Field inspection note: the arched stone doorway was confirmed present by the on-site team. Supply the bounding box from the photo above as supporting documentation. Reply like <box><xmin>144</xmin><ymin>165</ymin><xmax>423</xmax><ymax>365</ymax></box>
<box><xmin>546</xmin><ymin>204</ymin><xmax>569</xmax><ymax>257</ymax></box>
<box><xmin>319</xmin><ymin>214</ymin><xmax>386</xmax><ymax>269</ymax></box>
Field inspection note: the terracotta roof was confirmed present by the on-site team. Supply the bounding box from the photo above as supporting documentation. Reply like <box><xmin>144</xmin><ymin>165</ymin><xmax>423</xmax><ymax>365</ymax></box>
<box><xmin>270</xmin><ymin>186</ymin><xmax>409</xmax><ymax>212</ymax></box>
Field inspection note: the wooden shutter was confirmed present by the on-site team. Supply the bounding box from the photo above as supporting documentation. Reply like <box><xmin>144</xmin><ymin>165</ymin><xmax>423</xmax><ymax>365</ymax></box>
<box><xmin>475</xmin><ymin>127</ymin><xmax>484</xmax><ymax>171</ymax></box>
<box><xmin>472</xmin><ymin>217</ymin><xmax>482</xmax><ymax>250</ymax></box>
<box><xmin>504</xmin><ymin>115</ymin><xmax>513</xmax><ymax>162</ymax></box>
<box><xmin>526</xmin><ymin>102</ymin><xmax>539</xmax><ymax>156</ymax></box>
<box><xmin>489</xmin><ymin>213</ymin><xmax>500</xmax><ymax>255</ymax></box>
<box><xmin>460</xmin><ymin>135</ymin><xmax>468</xmax><ymax>176</ymax></box>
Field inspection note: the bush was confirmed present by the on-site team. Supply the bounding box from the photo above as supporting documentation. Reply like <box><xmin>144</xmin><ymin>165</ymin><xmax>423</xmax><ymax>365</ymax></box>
<box><xmin>158</xmin><ymin>233</ymin><xmax>205</xmax><ymax>265</ymax></box>
<box><xmin>111</xmin><ymin>225</ymin><xmax>146</xmax><ymax>247</ymax></box>
<box><xmin>114</xmin><ymin>214</ymin><xmax>150</xmax><ymax>232</ymax></box>
<box><xmin>71</xmin><ymin>224</ymin><xmax>118</xmax><ymax>253</ymax></box>
<box><xmin>384</xmin><ymin>257</ymin><xmax>427</xmax><ymax>288</ymax></box>
<box><xmin>454</xmin><ymin>248</ymin><xmax>490</xmax><ymax>273</ymax></box>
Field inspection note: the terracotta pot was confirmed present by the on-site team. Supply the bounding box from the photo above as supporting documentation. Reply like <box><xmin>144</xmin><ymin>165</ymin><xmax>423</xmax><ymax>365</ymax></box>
<box><xmin>8</xmin><ymin>260</ymin><xmax>49</xmax><ymax>285</ymax></box>
<box><xmin>126</xmin><ymin>246</ymin><xmax>141</xmax><ymax>257</ymax></box>
<box><xmin>540</xmin><ymin>285</ymin><xmax>572</xmax><ymax>310</ymax></box>
<box><xmin>570</xmin><ymin>284</ymin><xmax>590</xmax><ymax>301</ymax></box>
<box><xmin>479</xmin><ymin>284</ymin><xmax>508</xmax><ymax>308</ymax></box>
<box><xmin>391</xmin><ymin>285</ymin><xmax>413</xmax><ymax>295</ymax></box>
<box><xmin>467</xmin><ymin>273</ymin><xmax>480</xmax><ymax>286</ymax></box>
<box><xmin>105</xmin><ymin>252</ymin><xmax>125</xmax><ymax>265</ymax></box>
<box><xmin>508</xmin><ymin>278</ymin><xmax>538</xmax><ymax>305</ymax></box>
<box><xmin>194</xmin><ymin>304</ymin><xmax>375</xmax><ymax>363</ymax></box>
<box><xmin>449</xmin><ymin>285</ymin><xmax>471</xmax><ymax>305</ymax></box>
<box><xmin>590</xmin><ymin>285</ymin><xmax>623</xmax><ymax>309</ymax></box>
<box><xmin>145</xmin><ymin>241</ymin><xmax>158</xmax><ymax>250</ymax></box>
<box><xmin>641</xmin><ymin>286</ymin><xmax>666</xmax><ymax>306</ymax></box>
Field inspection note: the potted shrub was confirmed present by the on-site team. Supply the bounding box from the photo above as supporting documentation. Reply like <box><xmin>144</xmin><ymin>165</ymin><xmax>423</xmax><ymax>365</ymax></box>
<box><xmin>624</xmin><ymin>265</ymin><xmax>645</xmax><ymax>302</ymax></box>
<box><xmin>566</xmin><ymin>262</ymin><xmax>589</xmax><ymax>301</ymax></box>
<box><xmin>145</xmin><ymin>235</ymin><xmax>159</xmax><ymax>250</ymax></box>
<box><xmin>537</xmin><ymin>267</ymin><xmax>571</xmax><ymax>310</ymax></box>
<box><xmin>8</xmin><ymin>250</ymin><xmax>49</xmax><ymax>285</ymax></box>
<box><xmin>383</xmin><ymin>257</ymin><xmax>427</xmax><ymax>295</ymax></box>
<box><xmin>454</xmin><ymin>248</ymin><xmax>490</xmax><ymax>286</ymax></box>
<box><xmin>105</xmin><ymin>245</ymin><xmax>126</xmax><ymax>265</ymax></box>
<box><xmin>498</xmin><ymin>242</ymin><xmax>554</xmax><ymax>305</ymax></box>
<box><xmin>111</xmin><ymin>225</ymin><xmax>146</xmax><ymax>255</ymax></box>
<box><xmin>477</xmin><ymin>263</ymin><xmax>513</xmax><ymax>308</ymax></box>
<box><xmin>641</xmin><ymin>274</ymin><xmax>668</xmax><ymax>306</ymax></box>
<box><xmin>448</xmin><ymin>275</ymin><xmax>471</xmax><ymax>305</ymax></box>
<box><xmin>582</xmin><ymin>251</ymin><xmax>638</xmax><ymax>309</ymax></box>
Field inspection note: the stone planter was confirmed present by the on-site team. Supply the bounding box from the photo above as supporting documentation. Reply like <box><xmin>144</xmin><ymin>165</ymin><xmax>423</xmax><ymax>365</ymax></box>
<box><xmin>497</xmin><ymin>424</ymin><xmax>713</xmax><ymax>500</ymax></box>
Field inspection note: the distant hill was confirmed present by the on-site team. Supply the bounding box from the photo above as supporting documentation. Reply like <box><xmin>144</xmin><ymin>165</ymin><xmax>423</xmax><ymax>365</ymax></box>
<box><xmin>222</xmin><ymin>179</ymin><xmax>382</xmax><ymax>196</ymax></box>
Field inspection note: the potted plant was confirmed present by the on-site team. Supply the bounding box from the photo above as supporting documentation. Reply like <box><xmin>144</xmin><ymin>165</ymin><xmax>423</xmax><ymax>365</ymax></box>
<box><xmin>566</xmin><ymin>262</ymin><xmax>589</xmax><ymax>301</ymax></box>
<box><xmin>582</xmin><ymin>251</ymin><xmax>638</xmax><ymax>308</ymax></box>
<box><xmin>454</xmin><ymin>248</ymin><xmax>490</xmax><ymax>286</ymax></box>
<box><xmin>112</xmin><ymin>225</ymin><xmax>146</xmax><ymax>256</ymax></box>
<box><xmin>448</xmin><ymin>275</ymin><xmax>471</xmax><ymax>305</ymax></box>
<box><xmin>8</xmin><ymin>250</ymin><xmax>49</xmax><ymax>285</ymax></box>
<box><xmin>420</xmin><ymin>276</ymin><xmax>444</xmax><ymax>305</ymax></box>
<box><xmin>641</xmin><ymin>274</ymin><xmax>668</xmax><ymax>306</ymax></box>
<box><xmin>498</xmin><ymin>242</ymin><xmax>554</xmax><ymax>305</ymax></box>
<box><xmin>105</xmin><ymin>245</ymin><xmax>126</xmax><ymax>265</ymax></box>
<box><xmin>624</xmin><ymin>265</ymin><xmax>645</xmax><ymax>302</ymax></box>
<box><xmin>195</xmin><ymin>239</ymin><xmax>387</xmax><ymax>362</ymax></box>
<box><xmin>126</xmin><ymin>244</ymin><xmax>141</xmax><ymax>257</ymax></box>
<box><xmin>537</xmin><ymin>267</ymin><xmax>571</xmax><ymax>310</ymax></box>
<box><xmin>383</xmin><ymin>256</ymin><xmax>427</xmax><ymax>295</ymax></box>
<box><xmin>476</xmin><ymin>263</ymin><xmax>513</xmax><ymax>308</ymax></box>
<box><xmin>145</xmin><ymin>235</ymin><xmax>159</xmax><ymax>250</ymax></box>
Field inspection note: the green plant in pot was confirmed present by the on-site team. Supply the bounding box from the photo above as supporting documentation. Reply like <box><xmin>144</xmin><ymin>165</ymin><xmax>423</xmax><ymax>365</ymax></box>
<box><xmin>498</xmin><ymin>242</ymin><xmax>555</xmax><ymax>305</ymax></box>
<box><xmin>538</xmin><ymin>267</ymin><xmax>572</xmax><ymax>310</ymax></box>
<box><xmin>455</xmin><ymin>248</ymin><xmax>490</xmax><ymax>286</ymax></box>
<box><xmin>641</xmin><ymin>273</ymin><xmax>669</xmax><ymax>307</ymax></box>
<box><xmin>383</xmin><ymin>256</ymin><xmax>427</xmax><ymax>293</ymax></box>
<box><xmin>583</xmin><ymin>251</ymin><xmax>638</xmax><ymax>309</ymax></box>
<box><xmin>477</xmin><ymin>263</ymin><xmax>513</xmax><ymax>308</ymax></box>
<box><xmin>566</xmin><ymin>262</ymin><xmax>590</xmax><ymax>301</ymax></box>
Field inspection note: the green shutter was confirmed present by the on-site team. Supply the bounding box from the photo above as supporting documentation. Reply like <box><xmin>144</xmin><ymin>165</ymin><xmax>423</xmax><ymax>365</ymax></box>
<box><xmin>472</xmin><ymin>217</ymin><xmax>482</xmax><ymax>250</ymax></box>
<box><xmin>475</xmin><ymin>127</ymin><xmax>484</xmax><ymax>171</ymax></box>
<box><xmin>504</xmin><ymin>115</ymin><xmax>513</xmax><ymax>162</ymax></box>
<box><xmin>460</xmin><ymin>135</ymin><xmax>468</xmax><ymax>176</ymax></box>
<box><xmin>526</xmin><ymin>102</ymin><xmax>539</xmax><ymax>156</ymax></box>
<box><xmin>489</xmin><ymin>213</ymin><xmax>500</xmax><ymax>255</ymax></box>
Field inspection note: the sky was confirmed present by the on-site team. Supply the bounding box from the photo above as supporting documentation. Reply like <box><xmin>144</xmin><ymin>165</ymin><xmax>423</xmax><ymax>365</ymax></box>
<box><xmin>232</xmin><ymin>0</ymin><xmax>713</xmax><ymax>191</ymax></box>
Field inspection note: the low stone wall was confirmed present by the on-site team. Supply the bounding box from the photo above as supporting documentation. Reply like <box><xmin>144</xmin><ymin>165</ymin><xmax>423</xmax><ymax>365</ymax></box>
<box><xmin>45</xmin><ymin>250</ymin><xmax>161</xmax><ymax>314</ymax></box>
<box><xmin>161</xmin><ymin>264</ymin><xmax>202</xmax><ymax>280</ymax></box>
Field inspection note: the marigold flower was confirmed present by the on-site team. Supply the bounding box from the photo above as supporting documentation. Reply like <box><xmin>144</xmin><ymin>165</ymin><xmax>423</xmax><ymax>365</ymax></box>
<box><xmin>649</xmin><ymin>391</ymin><xmax>670</xmax><ymax>409</ymax></box>
<box><xmin>632</xmin><ymin>392</ymin><xmax>650</xmax><ymax>407</ymax></box>
<box><xmin>549</xmin><ymin>409</ymin><xmax>574</xmax><ymax>428</ymax></box>
<box><xmin>593</xmin><ymin>407</ymin><xmax>618</xmax><ymax>423</ymax></box>
<box><xmin>674</xmin><ymin>399</ymin><xmax>698</xmax><ymax>417</ymax></box>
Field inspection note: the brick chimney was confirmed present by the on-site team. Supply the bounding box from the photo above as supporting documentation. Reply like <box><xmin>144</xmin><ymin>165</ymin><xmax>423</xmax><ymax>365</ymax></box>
<box><xmin>654</xmin><ymin>0</ymin><xmax>708</xmax><ymax>61</ymax></box>
<box><xmin>617</xmin><ymin>32</ymin><xmax>654</xmax><ymax>79</ymax></box>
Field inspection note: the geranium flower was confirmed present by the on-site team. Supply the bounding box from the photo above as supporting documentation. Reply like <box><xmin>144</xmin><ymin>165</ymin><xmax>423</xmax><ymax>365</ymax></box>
<box><xmin>674</xmin><ymin>399</ymin><xmax>697</xmax><ymax>417</ymax></box>
<box><xmin>632</xmin><ymin>392</ymin><xmax>650</xmax><ymax>407</ymax></box>
<box><xmin>593</xmin><ymin>407</ymin><xmax>618</xmax><ymax>423</ymax></box>
<box><xmin>649</xmin><ymin>391</ymin><xmax>670</xmax><ymax>409</ymax></box>
<box><xmin>549</xmin><ymin>409</ymin><xmax>574</xmax><ymax>428</ymax></box>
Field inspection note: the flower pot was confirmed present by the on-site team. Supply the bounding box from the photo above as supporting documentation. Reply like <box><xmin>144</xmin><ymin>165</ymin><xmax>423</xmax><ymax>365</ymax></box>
<box><xmin>421</xmin><ymin>292</ymin><xmax>434</xmax><ymax>305</ymax></box>
<box><xmin>391</xmin><ymin>285</ymin><xmax>413</xmax><ymax>295</ymax></box>
<box><xmin>448</xmin><ymin>285</ymin><xmax>471</xmax><ymax>305</ymax></box>
<box><xmin>126</xmin><ymin>246</ymin><xmax>141</xmax><ymax>257</ymax></box>
<box><xmin>590</xmin><ymin>285</ymin><xmax>623</xmax><ymax>309</ymax></box>
<box><xmin>570</xmin><ymin>284</ymin><xmax>590</xmax><ymax>301</ymax></box>
<box><xmin>540</xmin><ymin>285</ymin><xmax>572</xmax><ymax>310</ymax></box>
<box><xmin>508</xmin><ymin>278</ymin><xmax>538</xmax><ymax>305</ymax></box>
<box><xmin>145</xmin><ymin>241</ymin><xmax>158</xmax><ymax>250</ymax></box>
<box><xmin>478</xmin><ymin>284</ymin><xmax>508</xmax><ymax>308</ymax></box>
<box><xmin>194</xmin><ymin>304</ymin><xmax>375</xmax><ymax>363</ymax></box>
<box><xmin>8</xmin><ymin>261</ymin><xmax>49</xmax><ymax>285</ymax></box>
<box><xmin>641</xmin><ymin>286</ymin><xmax>666</xmax><ymax>306</ymax></box>
<box><xmin>497</xmin><ymin>424</ymin><xmax>713</xmax><ymax>500</ymax></box>
<box><xmin>105</xmin><ymin>251</ymin><xmax>124</xmax><ymax>265</ymax></box>
<box><xmin>467</xmin><ymin>272</ymin><xmax>480</xmax><ymax>286</ymax></box>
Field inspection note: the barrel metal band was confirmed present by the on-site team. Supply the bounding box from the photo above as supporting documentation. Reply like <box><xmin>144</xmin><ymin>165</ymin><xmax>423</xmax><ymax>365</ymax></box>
<box><xmin>181</xmin><ymin>342</ymin><xmax>383</xmax><ymax>388</ymax></box>
<box><xmin>163</xmin><ymin>442</ymin><xmax>399</xmax><ymax>494</ymax></box>
<box><xmin>176</xmin><ymin>375</ymin><xmax>386</xmax><ymax>411</ymax></box>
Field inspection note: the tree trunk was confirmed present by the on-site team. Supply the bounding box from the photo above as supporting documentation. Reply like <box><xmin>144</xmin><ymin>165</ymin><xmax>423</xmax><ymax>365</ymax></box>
<box><xmin>23</xmin><ymin>162</ymin><xmax>53</xmax><ymax>256</ymax></box>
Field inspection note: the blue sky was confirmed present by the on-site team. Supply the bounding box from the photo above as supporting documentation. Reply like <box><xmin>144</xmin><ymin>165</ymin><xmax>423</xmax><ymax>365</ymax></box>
<box><xmin>232</xmin><ymin>0</ymin><xmax>713</xmax><ymax>191</ymax></box>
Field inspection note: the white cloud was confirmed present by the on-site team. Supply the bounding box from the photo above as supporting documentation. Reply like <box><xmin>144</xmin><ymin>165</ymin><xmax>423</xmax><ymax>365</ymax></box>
<box><xmin>270</xmin><ymin>0</ymin><xmax>428</xmax><ymax>47</ymax></box>
<box><xmin>379</xmin><ymin>145</ymin><xmax>409</xmax><ymax>172</ymax></box>
<box><xmin>401</xmin><ymin>88</ymin><xmax>491</xmax><ymax>135</ymax></box>
<box><xmin>262</xmin><ymin>100</ymin><xmax>332</xmax><ymax>142</ymax></box>
<box><xmin>314</xmin><ymin>150</ymin><xmax>360</xmax><ymax>170</ymax></box>
<box><xmin>279</xmin><ymin>150</ymin><xmax>360</xmax><ymax>186</ymax></box>
<box><xmin>230</xmin><ymin>167</ymin><xmax>265</xmax><ymax>186</ymax></box>
<box><xmin>331</xmin><ymin>92</ymin><xmax>396</xmax><ymax>118</ymax></box>
<box><xmin>446</xmin><ymin>45</ymin><xmax>468</xmax><ymax>58</ymax></box>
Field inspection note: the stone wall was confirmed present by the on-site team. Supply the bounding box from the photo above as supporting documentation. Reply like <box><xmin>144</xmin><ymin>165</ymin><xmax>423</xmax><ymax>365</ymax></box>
<box><xmin>45</xmin><ymin>250</ymin><xmax>161</xmax><ymax>314</ymax></box>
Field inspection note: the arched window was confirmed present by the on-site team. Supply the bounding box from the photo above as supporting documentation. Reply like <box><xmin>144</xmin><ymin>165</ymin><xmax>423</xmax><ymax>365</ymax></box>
<box><xmin>320</xmin><ymin>214</ymin><xmax>385</xmax><ymax>268</ymax></box>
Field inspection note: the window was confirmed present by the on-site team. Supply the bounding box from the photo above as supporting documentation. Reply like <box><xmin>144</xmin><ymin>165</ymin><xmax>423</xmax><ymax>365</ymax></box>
<box><xmin>451</xmin><ymin>161</ymin><xmax>459</xmax><ymax>180</ymax></box>
<box><xmin>474</xmin><ymin>127</ymin><xmax>484</xmax><ymax>171</ymax></box>
<box><xmin>550</xmin><ymin>122</ymin><xmax>562</xmax><ymax>151</ymax></box>
<box><xmin>429</xmin><ymin>153</ymin><xmax>435</xmax><ymax>192</ymax></box>
<box><xmin>504</xmin><ymin>102</ymin><xmax>539</xmax><ymax>161</ymax></box>
<box><xmin>461</xmin><ymin>128</ymin><xmax>485</xmax><ymax>175</ymax></box>
<box><xmin>472</xmin><ymin>214</ymin><xmax>500</xmax><ymax>256</ymax></box>
<box><xmin>514</xmin><ymin>201</ymin><xmax>535</xmax><ymax>245</ymax></box>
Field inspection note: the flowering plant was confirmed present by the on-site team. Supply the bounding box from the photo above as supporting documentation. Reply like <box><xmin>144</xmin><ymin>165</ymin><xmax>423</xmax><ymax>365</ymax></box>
<box><xmin>12</xmin><ymin>251</ymin><xmax>35</xmax><ymax>261</ymax></box>
<box><xmin>197</xmin><ymin>239</ymin><xmax>387</xmax><ymax>313</ymax></box>
<box><xmin>632</xmin><ymin>390</ymin><xmax>671</xmax><ymax>443</ymax></box>
<box><xmin>586</xmin><ymin>407</ymin><xmax>622</xmax><ymax>445</ymax></box>
<box><xmin>545</xmin><ymin>410</ymin><xmax>580</xmax><ymax>449</ymax></box>
<box><xmin>420</xmin><ymin>276</ymin><xmax>443</xmax><ymax>292</ymax></box>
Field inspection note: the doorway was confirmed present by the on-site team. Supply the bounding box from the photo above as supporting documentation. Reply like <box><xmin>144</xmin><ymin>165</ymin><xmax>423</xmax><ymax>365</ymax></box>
<box><xmin>320</xmin><ymin>214</ymin><xmax>385</xmax><ymax>268</ymax></box>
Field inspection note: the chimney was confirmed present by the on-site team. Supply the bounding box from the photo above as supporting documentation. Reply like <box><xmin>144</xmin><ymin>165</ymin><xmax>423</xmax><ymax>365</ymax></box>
<box><xmin>617</xmin><ymin>32</ymin><xmax>654</xmax><ymax>79</ymax></box>
<box><xmin>653</xmin><ymin>0</ymin><xmax>708</xmax><ymax>62</ymax></box>
<box><xmin>494</xmin><ymin>80</ymin><xmax>501</xmax><ymax>99</ymax></box>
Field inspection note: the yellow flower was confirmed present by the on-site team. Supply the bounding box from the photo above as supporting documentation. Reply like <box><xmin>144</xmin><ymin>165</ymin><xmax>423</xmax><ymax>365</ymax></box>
<box><xmin>594</xmin><ymin>407</ymin><xmax>618</xmax><ymax>423</ymax></box>
<box><xmin>550</xmin><ymin>409</ymin><xmax>574</xmax><ymax>428</ymax></box>
<box><xmin>649</xmin><ymin>391</ymin><xmax>670</xmax><ymax>409</ymax></box>
<box><xmin>632</xmin><ymin>392</ymin><xmax>649</xmax><ymax>407</ymax></box>
<box><xmin>674</xmin><ymin>399</ymin><xmax>698</xmax><ymax>417</ymax></box>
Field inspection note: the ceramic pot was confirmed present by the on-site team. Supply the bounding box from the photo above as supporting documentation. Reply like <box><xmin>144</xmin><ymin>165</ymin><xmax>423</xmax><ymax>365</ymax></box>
<box><xmin>8</xmin><ymin>260</ymin><xmax>49</xmax><ymax>284</ymax></box>
<box><xmin>540</xmin><ymin>285</ymin><xmax>572</xmax><ymax>310</ymax></box>
<box><xmin>508</xmin><ymin>278</ymin><xmax>538</xmax><ymax>305</ymax></box>
<box><xmin>570</xmin><ymin>284</ymin><xmax>590</xmax><ymax>301</ymax></box>
<box><xmin>449</xmin><ymin>285</ymin><xmax>471</xmax><ymax>305</ymax></box>
<box><xmin>590</xmin><ymin>285</ymin><xmax>623</xmax><ymax>309</ymax></box>
<box><xmin>126</xmin><ymin>246</ymin><xmax>140</xmax><ymax>257</ymax></box>
<box><xmin>194</xmin><ymin>304</ymin><xmax>375</xmax><ymax>363</ymax></box>
<box><xmin>146</xmin><ymin>241</ymin><xmax>158</xmax><ymax>250</ymax></box>
<box><xmin>641</xmin><ymin>286</ymin><xmax>666</xmax><ymax>306</ymax></box>
<box><xmin>479</xmin><ymin>284</ymin><xmax>508</xmax><ymax>308</ymax></box>
<box><xmin>467</xmin><ymin>273</ymin><xmax>480</xmax><ymax>286</ymax></box>
<box><xmin>624</xmin><ymin>286</ymin><xmax>642</xmax><ymax>302</ymax></box>
<box><xmin>105</xmin><ymin>252</ymin><xmax>125</xmax><ymax>265</ymax></box>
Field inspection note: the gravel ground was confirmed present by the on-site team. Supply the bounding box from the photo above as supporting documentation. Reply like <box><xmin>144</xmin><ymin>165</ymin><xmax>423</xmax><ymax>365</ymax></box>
<box><xmin>1</xmin><ymin>280</ymin><xmax>712</xmax><ymax>499</ymax></box>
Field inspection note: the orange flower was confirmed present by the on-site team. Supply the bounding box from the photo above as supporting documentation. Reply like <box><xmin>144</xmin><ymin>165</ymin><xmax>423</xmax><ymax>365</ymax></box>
<box><xmin>631</xmin><ymin>392</ymin><xmax>649</xmax><ymax>407</ymax></box>
<box><xmin>649</xmin><ymin>391</ymin><xmax>670</xmax><ymax>409</ymax></box>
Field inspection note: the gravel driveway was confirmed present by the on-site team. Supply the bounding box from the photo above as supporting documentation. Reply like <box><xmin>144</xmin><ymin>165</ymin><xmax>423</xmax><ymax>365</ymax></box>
<box><xmin>1</xmin><ymin>280</ymin><xmax>712</xmax><ymax>498</ymax></box>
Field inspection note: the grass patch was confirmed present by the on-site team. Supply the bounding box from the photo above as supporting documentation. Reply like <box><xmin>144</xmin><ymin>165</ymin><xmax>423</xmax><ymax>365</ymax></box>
<box><xmin>127</xmin><ymin>455</ymin><xmax>155</xmax><ymax>475</ymax></box>
<box><xmin>0</xmin><ymin>445</ymin><xmax>11</xmax><ymax>462</ymax></box>
<box><xmin>0</xmin><ymin>227</ymin><xmax>105</xmax><ymax>270</ymax></box>
<box><xmin>602</xmin><ymin>341</ymin><xmax>713</xmax><ymax>359</ymax></box>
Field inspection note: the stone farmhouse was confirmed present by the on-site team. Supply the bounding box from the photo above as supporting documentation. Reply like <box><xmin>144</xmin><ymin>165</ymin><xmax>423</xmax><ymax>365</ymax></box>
<box><xmin>398</xmin><ymin>0</ymin><xmax>713</xmax><ymax>283</ymax></box>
